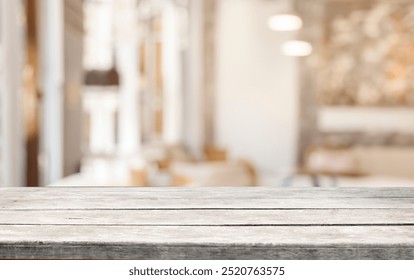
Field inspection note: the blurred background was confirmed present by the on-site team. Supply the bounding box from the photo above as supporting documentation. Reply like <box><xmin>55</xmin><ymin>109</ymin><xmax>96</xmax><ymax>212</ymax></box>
<box><xmin>1</xmin><ymin>0</ymin><xmax>414</xmax><ymax>187</ymax></box>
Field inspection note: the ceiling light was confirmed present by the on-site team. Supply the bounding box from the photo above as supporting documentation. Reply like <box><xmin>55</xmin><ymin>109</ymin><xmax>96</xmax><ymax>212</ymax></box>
<box><xmin>268</xmin><ymin>14</ymin><xmax>303</xmax><ymax>31</ymax></box>
<box><xmin>281</xmin><ymin>40</ymin><xmax>312</xmax><ymax>57</ymax></box>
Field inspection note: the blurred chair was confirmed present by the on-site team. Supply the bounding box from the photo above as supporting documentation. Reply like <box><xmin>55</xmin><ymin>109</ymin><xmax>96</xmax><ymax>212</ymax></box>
<box><xmin>170</xmin><ymin>160</ymin><xmax>257</xmax><ymax>187</ymax></box>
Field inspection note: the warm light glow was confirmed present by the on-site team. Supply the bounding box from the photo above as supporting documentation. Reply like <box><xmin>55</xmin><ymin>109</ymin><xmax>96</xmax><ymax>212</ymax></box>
<box><xmin>268</xmin><ymin>14</ymin><xmax>303</xmax><ymax>31</ymax></box>
<box><xmin>281</xmin><ymin>40</ymin><xmax>313</xmax><ymax>57</ymax></box>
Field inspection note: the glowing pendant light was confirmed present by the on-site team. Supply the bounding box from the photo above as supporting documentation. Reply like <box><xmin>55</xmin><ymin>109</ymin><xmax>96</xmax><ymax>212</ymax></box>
<box><xmin>281</xmin><ymin>40</ymin><xmax>313</xmax><ymax>57</ymax></box>
<box><xmin>268</xmin><ymin>14</ymin><xmax>303</xmax><ymax>31</ymax></box>
<box><xmin>268</xmin><ymin>0</ymin><xmax>303</xmax><ymax>31</ymax></box>
<box><xmin>267</xmin><ymin>1</ymin><xmax>312</xmax><ymax>57</ymax></box>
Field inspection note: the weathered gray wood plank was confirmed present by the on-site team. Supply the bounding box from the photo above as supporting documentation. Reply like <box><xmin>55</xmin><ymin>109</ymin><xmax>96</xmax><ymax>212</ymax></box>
<box><xmin>2</xmin><ymin>187</ymin><xmax>414</xmax><ymax>198</ymax></box>
<box><xmin>0</xmin><ymin>209</ymin><xmax>413</xmax><ymax>225</ymax></box>
<box><xmin>1</xmin><ymin>243</ymin><xmax>412</xmax><ymax>260</ymax></box>
<box><xmin>0</xmin><ymin>187</ymin><xmax>413</xmax><ymax>259</ymax></box>
<box><xmin>0</xmin><ymin>225</ymin><xmax>413</xmax><ymax>244</ymax></box>
<box><xmin>1</xmin><ymin>196</ymin><xmax>413</xmax><ymax>209</ymax></box>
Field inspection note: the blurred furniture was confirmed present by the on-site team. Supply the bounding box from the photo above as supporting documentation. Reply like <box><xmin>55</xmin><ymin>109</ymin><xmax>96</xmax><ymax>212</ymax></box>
<box><xmin>353</xmin><ymin>147</ymin><xmax>414</xmax><ymax>180</ymax></box>
<box><xmin>204</xmin><ymin>146</ymin><xmax>227</xmax><ymax>162</ymax></box>
<box><xmin>297</xmin><ymin>146</ymin><xmax>414</xmax><ymax>187</ymax></box>
<box><xmin>52</xmin><ymin>143</ymin><xmax>257</xmax><ymax>187</ymax></box>
<box><xmin>1</xmin><ymin>186</ymin><xmax>413</xmax><ymax>259</ymax></box>
<box><xmin>171</xmin><ymin>160</ymin><xmax>256</xmax><ymax>187</ymax></box>
<box><xmin>49</xmin><ymin>172</ymin><xmax>128</xmax><ymax>187</ymax></box>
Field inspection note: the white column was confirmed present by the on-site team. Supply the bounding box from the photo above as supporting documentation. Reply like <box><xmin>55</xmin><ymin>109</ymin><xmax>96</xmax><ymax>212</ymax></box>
<box><xmin>84</xmin><ymin>89</ymin><xmax>118</xmax><ymax>154</ymax></box>
<box><xmin>162</xmin><ymin>1</ymin><xmax>183</xmax><ymax>146</ymax></box>
<box><xmin>117</xmin><ymin>43</ymin><xmax>140</xmax><ymax>154</ymax></box>
<box><xmin>0</xmin><ymin>0</ymin><xmax>25</xmax><ymax>187</ymax></box>
<box><xmin>38</xmin><ymin>0</ymin><xmax>64</xmax><ymax>184</ymax></box>
<box><xmin>115</xmin><ymin>0</ymin><xmax>140</xmax><ymax>155</ymax></box>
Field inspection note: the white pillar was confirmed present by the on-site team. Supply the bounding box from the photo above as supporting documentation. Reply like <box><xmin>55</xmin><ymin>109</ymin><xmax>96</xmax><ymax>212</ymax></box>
<box><xmin>38</xmin><ymin>0</ymin><xmax>64</xmax><ymax>184</ymax></box>
<box><xmin>115</xmin><ymin>0</ymin><xmax>141</xmax><ymax>155</ymax></box>
<box><xmin>117</xmin><ymin>43</ymin><xmax>140</xmax><ymax>154</ymax></box>
<box><xmin>162</xmin><ymin>1</ymin><xmax>183</xmax><ymax>146</ymax></box>
<box><xmin>84</xmin><ymin>89</ymin><xmax>118</xmax><ymax>154</ymax></box>
<box><xmin>0</xmin><ymin>0</ymin><xmax>25</xmax><ymax>187</ymax></box>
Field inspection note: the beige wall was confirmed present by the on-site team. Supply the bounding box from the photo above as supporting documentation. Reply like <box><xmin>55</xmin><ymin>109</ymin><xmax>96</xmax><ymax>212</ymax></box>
<box><xmin>214</xmin><ymin>0</ymin><xmax>299</xmax><ymax>175</ymax></box>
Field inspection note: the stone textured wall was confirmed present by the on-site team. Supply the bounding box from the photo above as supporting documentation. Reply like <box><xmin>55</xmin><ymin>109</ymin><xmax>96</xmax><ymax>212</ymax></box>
<box><xmin>320</xmin><ymin>1</ymin><xmax>414</xmax><ymax>107</ymax></box>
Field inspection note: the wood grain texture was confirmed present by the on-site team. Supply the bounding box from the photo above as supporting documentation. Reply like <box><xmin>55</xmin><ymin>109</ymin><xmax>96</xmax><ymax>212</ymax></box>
<box><xmin>3</xmin><ymin>186</ymin><xmax>414</xmax><ymax>197</ymax></box>
<box><xmin>0</xmin><ymin>209</ymin><xmax>413</xmax><ymax>225</ymax></box>
<box><xmin>1</xmin><ymin>197</ymin><xmax>413</xmax><ymax>210</ymax></box>
<box><xmin>2</xmin><ymin>243</ymin><xmax>413</xmax><ymax>260</ymax></box>
<box><xmin>1</xmin><ymin>187</ymin><xmax>414</xmax><ymax>210</ymax></box>
<box><xmin>1</xmin><ymin>225</ymin><xmax>413</xmax><ymax>244</ymax></box>
<box><xmin>0</xmin><ymin>187</ymin><xmax>413</xmax><ymax>259</ymax></box>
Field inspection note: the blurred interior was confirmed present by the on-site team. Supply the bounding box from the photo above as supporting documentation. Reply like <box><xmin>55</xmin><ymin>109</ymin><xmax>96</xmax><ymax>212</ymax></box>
<box><xmin>1</xmin><ymin>0</ymin><xmax>414</xmax><ymax>187</ymax></box>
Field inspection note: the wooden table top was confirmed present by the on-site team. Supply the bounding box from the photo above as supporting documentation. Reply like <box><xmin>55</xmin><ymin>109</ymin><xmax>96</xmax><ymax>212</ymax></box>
<box><xmin>0</xmin><ymin>187</ymin><xmax>413</xmax><ymax>259</ymax></box>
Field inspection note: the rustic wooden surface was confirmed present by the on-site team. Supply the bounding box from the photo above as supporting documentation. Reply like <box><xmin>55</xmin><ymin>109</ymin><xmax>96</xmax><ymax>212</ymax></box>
<box><xmin>0</xmin><ymin>187</ymin><xmax>413</xmax><ymax>259</ymax></box>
